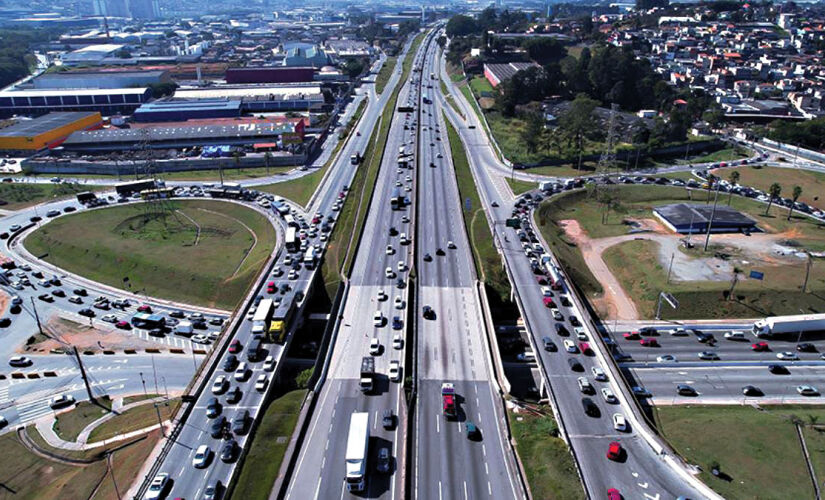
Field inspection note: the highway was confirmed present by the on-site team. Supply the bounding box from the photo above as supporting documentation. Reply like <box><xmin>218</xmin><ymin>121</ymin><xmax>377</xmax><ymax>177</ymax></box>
<box><xmin>438</xmin><ymin>46</ymin><xmax>710</xmax><ymax>500</ymax></box>
<box><xmin>412</xmin><ymin>35</ymin><xmax>523</xmax><ymax>500</ymax></box>
<box><xmin>285</xmin><ymin>31</ymin><xmax>427</xmax><ymax>500</ymax></box>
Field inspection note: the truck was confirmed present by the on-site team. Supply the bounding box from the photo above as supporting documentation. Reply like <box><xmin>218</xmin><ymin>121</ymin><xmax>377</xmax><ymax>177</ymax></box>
<box><xmin>345</xmin><ymin>412</ymin><xmax>370</xmax><ymax>492</ymax></box>
<box><xmin>442</xmin><ymin>382</ymin><xmax>457</xmax><ymax>418</ymax></box>
<box><xmin>252</xmin><ymin>298</ymin><xmax>274</xmax><ymax>335</ymax></box>
<box><xmin>359</xmin><ymin>357</ymin><xmax>375</xmax><ymax>392</ymax></box>
<box><xmin>284</xmin><ymin>227</ymin><xmax>298</xmax><ymax>253</ymax></box>
<box><xmin>247</xmin><ymin>334</ymin><xmax>263</xmax><ymax>361</ymax></box>
<box><xmin>174</xmin><ymin>320</ymin><xmax>193</xmax><ymax>337</ymax></box>
<box><xmin>752</xmin><ymin>313</ymin><xmax>825</xmax><ymax>337</ymax></box>
<box><xmin>76</xmin><ymin>191</ymin><xmax>97</xmax><ymax>204</ymax></box>
<box><xmin>303</xmin><ymin>247</ymin><xmax>316</xmax><ymax>268</ymax></box>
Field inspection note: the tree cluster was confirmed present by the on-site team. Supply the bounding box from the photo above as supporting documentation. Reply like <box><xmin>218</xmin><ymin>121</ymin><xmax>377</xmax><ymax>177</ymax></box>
<box><xmin>445</xmin><ymin>7</ymin><xmax>530</xmax><ymax>37</ymax></box>
<box><xmin>767</xmin><ymin>117</ymin><xmax>825</xmax><ymax>152</ymax></box>
<box><xmin>0</xmin><ymin>30</ymin><xmax>45</xmax><ymax>90</ymax></box>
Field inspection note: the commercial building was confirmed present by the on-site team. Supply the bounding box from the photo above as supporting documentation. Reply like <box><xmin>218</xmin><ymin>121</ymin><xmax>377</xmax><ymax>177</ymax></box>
<box><xmin>62</xmin><ymin>44</ymin><xmax>125</xmax><ymax>66</ymax></box>
<box><xmin>483</xmin><ymin>62</ymin><xmax>540</xmax><ymax>88</ymax></box>
<box><xmin>173</xmin><ymin>85</ymin><xmax>324</xmax><ymax>111</ymax></box>
<box><xmin>32</xmin><ymin>70</ymin><xmax>171</xmax><ymax>90</ymax></box>
<box><xmin>654</xmin><ymin>203</ymin><xmax>758</xmax><ymax>234</ymax></box>
<box><xmin>225</xmin><ymin>67</ymin><xmax>314</xmax><ymax>84</ymax></box>
<box><xmin>133</xmin><ymin>99</ymin><xmax>242</xmax><ymax>122</ymax></box>
<box><xmin>282</xmin><ymin>45</ymin><xmax>329</xmax><ymax>67</ymax></box>
<box><xmin>0</xmin><ymin>88</ymin><xmax>152</xmax><ymax>118</ymax></box>
<box><xmin>0</xmin><ymin>112</ymin><xmax>102</xmax><ymax>151</ymax></box>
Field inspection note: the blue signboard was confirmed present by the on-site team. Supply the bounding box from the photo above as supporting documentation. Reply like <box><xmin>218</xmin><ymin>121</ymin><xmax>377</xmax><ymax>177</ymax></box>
<box><xmin>749</xmin><ymin>270</ymin><xmax>764</xmax><ymax>280</ymax></box>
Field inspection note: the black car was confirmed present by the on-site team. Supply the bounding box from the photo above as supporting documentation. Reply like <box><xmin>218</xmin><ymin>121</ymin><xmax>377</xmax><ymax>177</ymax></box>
<box><xmin>742</xmin><ymin>385</ymin><xmax>763</xmax><ymax>397</ymax></box>
<box><xmin>676</xmin><ymin>384</ymin><xmax>696</xmax><ymax>396</ymax></box>
<box><xmin>232</xmin><ymin>410</ymin><xmax>250</xmax><ymax>435</ymax></box>
<box><xmin>73</xmin><ymin>288</ymin><xmax>87</xmax><ymax>296</ymax></box>
<box><xmin>696</xmin><ymin>331</ymin><xmax>714</xmax><ymax>343</ymax></box>
<box><xmin>581</xmin><ymin>397</ymin><xmax>599</xmax><ymax>417</ymax></box>
<box><xmin>9</xmin><ymin>305</ymin><xmax>20</xmax><ymax>314</ymax></box>
<box><xmin>29</xmin><ymin>216</ymin><xmax>41</xmax><ymax>222</ymax></box>
<box><xmin>63</xmin><ymin>206</ymin><xmax>76</xmax><ymax>213</ymax></box>
<box><xmin>639</xmin><ymin>326</ymin><xmax>657</xmax><ymax>336</ymax></box>
<box><xmin>797</xmin><ymin>342</ymin><xmax>816</xmax><ymax>352</ymax></box>
<box><xmin>555</xmin><ymin>323</ymin><xmax>569</xmax><ymax>336</ymax></box>
<box><xmin>435</xmin><ymin>247</ymin><xmax>445</xmax><ymax>256</ymax></box>
<box><xmin>382</xmin><ymin>409</ymin><xmax>394</xmax><ymax>430</ymax></box>
<box><xmin>423</xmin><ymin>305</ymin><xmax>435</xmax><ymax>320</ymax></box>
<box><xmin>78</xmin><ymin>308</ymin><xmax>94</xmax><ymax>317</ymax></box>
<box><xmin>226</xmin><ymin>386</ymin><xmax>242</xmax><ymax>404</ymax></box>
<box><xmin>51</xmin><ymin>289</ymin><xmax>65</xmax><ymax>297</ymax></box>
<box><xmin>389</xmin><ymin>226</ymin><xmax>398</xmax><ymax>236</ymax></box>
<box><xmin>38</xmin><ymin>294</ymin><xmax>54</xmax><ymax>302</ymax></box>
<box><xmin>569</xmin><ymin>315</ymin><xmax>580</xmax><ymax>327</ymax></box>
<box><xmin>206</xmin><ymin>397</ymin><xmax>222</xmax><ymax>418</ymax></box>
<box><xmin>223</xmin><ymin>355</ymin><xmax>238</xmax><ymax>372</ymax></box>
<box><xmin>568</xmin><ymin>358</ymin><xmax>583</xmax><ymax>372</ymax></box>
<box><xmin>169</xmin><ymin>310</ymin><xmax>185</xmax><ymax>319</ymax></box>
<box><xmin>0</xmin><ymin>233</ymin><xmax>7</xmax><ymax>240</ymax></box>
<box><xmin>396</xmin><ymin>278</ymin><xmax>405</xmax><ymax>289</ymax></box>
<box><xmin>192</xmin><ymin>320</ymin><xmax>208</xmax><ymax>330</ymax></box>
<box><xmin>769</xmin><ymin>364</ymin><xmax>789</xmax><ymax>375</ymax></box>
<box><xmin>210</xmin><ymin>317</ymin><xmax>224</xmax><ymax>326</ymax></box>
<box><xmin>220</xmin><ymin>440</ymin><xmax>239</xmax><ymax>463</ymax></box>
<box><xmin>210</xmin><ymin>416</ymin><xmax>227</xmax><ymax>438</ymax></box>
<box><xmin>423</xmin><ymin>253</ymin><xmax>432</xmax><ymax>262</ymax></box>
<box><xmin>542</xmin><ymin>336</ymin><xmax>556</xmax><ymax>351</ymax></box>
<box><xmin>0</xmin><ymin>318</ymin><xmax>11</xmax><ymax>327</ymax></box>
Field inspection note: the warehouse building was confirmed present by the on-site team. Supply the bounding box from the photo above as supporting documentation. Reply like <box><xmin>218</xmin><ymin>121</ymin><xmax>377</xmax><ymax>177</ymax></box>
<box><xmin>133</xmin><ymin>99</ymin><xmax>242</xmax><ymax>122</ymax></box>
<box><xmin>483</xmin><ymin>62</ymin><xmax>540</xmax><ymax>88</ymax></box>
<box><xmin>61</xmin><ymin>44</ymin><xmax>125</xmax><ymax>66</ymax></box>
<box><xmin>654</xmin><ymin>203</ymin><xmax>758</xmax><ymax>234</ymax></box>
<box><xmin>225</xmin><ymin>67</ymin><xmax>315</xmax><ymax>85</ymax></box>
<box><xmin>0</xmin><ymin>112</ymin><xmax>102</xmax><ymax>151</ymax></box>
<box><xmin>173</xmin><ymin>85</ymin><xmax>324</xmax><ymax>112</ymax></box>
<box><xmin>32</xmin><ymin>70</ymin><xmax>171</xmax><ymax>90</ymax></box>
<box><xmin>0</xmin><ymin>88</ymin><xmax>152</xmax><ymax>118</ymax></box>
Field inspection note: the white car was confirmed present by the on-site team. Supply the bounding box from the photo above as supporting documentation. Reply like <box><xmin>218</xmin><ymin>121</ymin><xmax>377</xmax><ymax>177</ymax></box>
<box><xmin>563</xmin><ymin>339</ymin><xmax>577</xmax><ymax>353</ymax></box>
<box><xmin>657</xmin><ymin>355</ymin><xmax>677</xmax><ymax>363</ymax></box>
<box><xmin>385</xmin><ymin>267</ymin><xmax>395</xmax><ymax>279</ymax></box>
<box><xmin>234</xmin><ymin>362</ymin><xmax>250</xmax><ymax>382</ymax></box>
<box><xmin>541</xmin><ymin>287</ymin><xmax>552</xmax><ymax>297</ymax></box>
<box><xmin>192</xmin><ymin>445</ymin><xmax>211</xmax><ymax>468</ymax></box>
<box><xmin>669</xmin><ymin>328</ymin><xmax>689</xmax><ymax>336</ymax></box>
<box><xmin>389</xmin><ymin>360</ymin><xmax>401</xmax><ymax>382</ymax></box>
<box><xmin>397</xmin><ymin>261</ymin><xmax>405</xmax><ymax>272</ymax></box>
<box><xmin>370</xmin><ymin>337</ymin><xmax>381</xmax><ymax>355</ymax></box>
<box><xmin>386</xmin><ymin>245</ymin><xmax>394</xmax><ymax>255</ymax></box>
<box><xmin>591</xmin><ymin>367</ymin><xmax>607</xmax><ymax>381</ymax></box>
<box><xmin>145</xmin><ymin>473</ymin><xmax>170</xmax><ymax>500</ymax></box>
<box><xmin>373</xmin><ymin>311</ymin><xmax>384</xmax><ymax>327</ymax></box>
<box><xmin>50</xmin><ymin>394</ymin><xmax>75</xmax><ymax>409</ymax></box>
<box><xmin>577</xmin><ymin>377</ymin><xmax>592</xmax><ymax>393</ymax></box>
<box><xmin>400</xmin><ymin>233</ymin><xmax>409</xmax><ymax>245</ymax></box>
<box><xmin>401</xmin><ymin>215</ymin><xmax>409</xmax><ymax>223</ymax></box>
<box><xmin>393</xmin><ymin>333</ymin><xmax>403</xmax><ymax>350</ymax></box>
<box><xmin>797</xmin><ymin>385</ymin><xmax>819</xmax><ymax>396</ymax></box>
<box><xmin>191</xmin><ymin>334</ymin><xmax>210</xmax><ymax>344</ymax></box>
<box><xmin>101</xmin><ymin>314</ymin><xmax>118</xmax><ymax>323</ymax></box>
<box><xmin>263</xmin><ymin>355</ymin><xmax>276</xmax><ymax>372</ymax></box>
<box><xmin>377</xmin><ymin>289</ymin><xmax>387</xmax><ymax>301</ymax></box>
<box><xmin>551</xmin><ymin>309</ymin><xmax>563</xmax><ymax>321</ymax></box>
<box><xmin>613</xmin><ymin>413</ymin><xmax>627</xmax><ymax>432</ymax></box>
<box><xmin>211</xmin><ymin>375</ymin><xmax>228</xmax><ymax>395</ymax></box>
<box><xmin>394</xmin><ymin>296</ymin><xmax>404</xmax><ymax>309</ymax></box>
<box><xmin>288</xmin><ymin>270</ymin><xmax>298</xmax><ymax>280</ymax></box>
<box><xmin>255</xmin><ymin>374</ymin><xmax>269</xmax><ymax>392</ymax></box>
<box><xmin>601</xmin><ymin>387</ymin><xmax>617</xmax><ymax>403</ymax></box>
<box><xmin>575</xmin><ymin>328</ymin><xmax>588</xmax><ymax>341</ymax></box>
<box><xmin>777</xmin><ymin>351</ymin><xmax>799</xmax><ymax>360</ymax></box>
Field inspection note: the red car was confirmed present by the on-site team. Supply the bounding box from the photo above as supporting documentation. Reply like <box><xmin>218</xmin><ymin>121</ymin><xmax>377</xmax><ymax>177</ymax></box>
<box><xmin>228</xmin><ymin>340</ymin><xmax>242</xmax><ymax>354</ymax></box>
<box><xmin>115</xmin><ymin>320</ymin><xmax>130</xmax><ymax>330</ymax></box>
<box><xmin>542</xmin><ymin>297</ymin><xmax>555</xmax><ymax>308</ymax></box>
<box><xmin>607</xmin><ymin>488</ymin><xmax>621</xmax><ymax>500</ymax></box>
<box><xmin>622</xmin><ymin>332</ymin><xmax>640</xmax><ymax>340</ymax></box>
<box><xmin>267</xmin><ymin>281</ymin><xmax>276</xmax><ymax>294</ymax></box>
<box><xmin>606</xmin><ymin>441</ymin><xmax>622</xmax><ymax>461</ymax></box>
<box><xmin>751</xmin><ymin>342</ymin><xmax>769</xmax><ymax>352</ymax></box>
<box><xmin>639</xmin><ymin>338</ymin><xmax>658</xmax><ymax>347</ymax></box>
<box><xmin>579</xmin><ymin>342</ymin><xmax>592</xmax><ymax>355</ymax></box>
<box><xmin>137</xmin><ymin>305</ymin><xmax>152</xmax><ymax>313</ymax></box>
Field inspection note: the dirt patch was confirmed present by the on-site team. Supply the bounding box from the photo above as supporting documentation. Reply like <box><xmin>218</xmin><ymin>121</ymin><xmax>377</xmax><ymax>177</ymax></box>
<box><xmin>558</xmin><ymin>219</ymin><xmax>589</xmax><ymax>246</ymax></box>
<box><xmin>21</xmin><ymin>317</ymin><xmax>159</xmax><ymax>354</ymax></box>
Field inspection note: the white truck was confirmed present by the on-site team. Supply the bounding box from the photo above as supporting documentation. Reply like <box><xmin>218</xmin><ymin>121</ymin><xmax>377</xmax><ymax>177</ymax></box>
<box><xmin>175</xmin><ymin>320</ymin><xmax>193</xmax><ymax>336</ymax></box>
<box><xmin>252</xmin><ymin>298</ymin><xmax>274</xmax><ymax>334</ymax></box>
<box><xmin>345</xmin><ymin>412</ymin><xmax>370</xmax><ymax>492</ymax></box>
<box><xmin>753</xmin><ymin>314</ymin><xmax>825</xmax><ymax>337</ymax></box>
<box><xmin>303</xmin><ymin>248</ymin><xmax>316</xmax><ymax>268</ymax></box>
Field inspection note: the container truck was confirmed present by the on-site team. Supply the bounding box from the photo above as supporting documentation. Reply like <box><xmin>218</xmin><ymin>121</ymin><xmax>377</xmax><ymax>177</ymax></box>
<box><xmin>252</xmin><ymin>298</ymin><xmax>274</xmax><ymax>335</ymax></box>
<box><xmin>752</xmin><ymin>313</ymin><xmax>825</xmax><ymax>337</ymax></box>
<box><xmin>360</xmin><ymin>357</ymin><xmax>375</xmax><ymax>392</ymax></box>
<box><xmin>442</xmin><ymin>383</ymin><xmax>457</xmax><ymax>418</ymax></box>
<box><xmin>345</xmin><ymin>412</ymin><xmax>370</xmax><ymax>492</ymax></box>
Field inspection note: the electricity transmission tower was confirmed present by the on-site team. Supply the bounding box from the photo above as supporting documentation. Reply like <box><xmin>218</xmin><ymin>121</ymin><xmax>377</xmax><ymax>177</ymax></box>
<box><xmin>597</xmin><ymin>103</ymin><xmax>620</xmax><ymax>223</ymax></box>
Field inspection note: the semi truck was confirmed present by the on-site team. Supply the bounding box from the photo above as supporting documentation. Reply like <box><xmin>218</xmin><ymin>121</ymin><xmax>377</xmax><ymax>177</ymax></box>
<box><xmin>442</xmin><ymin>383</ymin><xmax>457</xmax><ymax>418</ymax></box>
<box><xmin>752</xmin><ymin>313</ymin><xmax>825</xmax><ymax>337</ymax></box>
<box><xmin>345</xmin><ymin>412</ymin><xmax>370</xmax><ymax>492</ymax></box>
<box><xmin>252</xmin><ymin>298</ymin><xmax>274</xmax><ymax>335</ymax></box>
<box><xmin>360</xmin><ymin>357</ymin><xmax>375</xmax><ymax>392</ymax></box>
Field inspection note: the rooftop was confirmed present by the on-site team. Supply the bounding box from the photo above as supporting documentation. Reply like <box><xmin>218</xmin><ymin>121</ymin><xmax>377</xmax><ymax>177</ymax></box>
<box><xmin>64</xmin><ymin>121</ymin><xmax>301</xmax><ymax>145</ymax></box>
<box><xmin>0</xmin><ymin>112</ymin><xmax>100</xmax><ymax>137</ymax></box>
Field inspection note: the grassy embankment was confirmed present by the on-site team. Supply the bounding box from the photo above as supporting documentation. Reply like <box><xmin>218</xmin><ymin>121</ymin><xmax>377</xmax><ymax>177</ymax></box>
<box><xmin>25</xmin><ymin>199</ymin><xmax>276</xmax><ymax>310</ymax></box>
<box><xmin>0</xmin><ymin>182</ymin><xmax>104</xmax><ymax>211</ymax></box>
<box><xmin>712</xmin><ymin>164</ymin><xmax>825</xmax><ymax>208</ymax></box>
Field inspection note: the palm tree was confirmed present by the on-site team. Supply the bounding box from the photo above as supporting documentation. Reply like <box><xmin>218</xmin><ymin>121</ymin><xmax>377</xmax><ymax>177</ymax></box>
<box><xmin>727</xmin><ymin>170</ymin><xmax>740</xmax><ymax>206</ymax></box>
<box><xmin>766</xmin><ymin>183</ymin><xmax>781</xmax><ymax>215</ymax></box>
<box><xmin>788</xmin><ymin>185</ymin><xmax>803</xmax><ymax>221</ymax></box>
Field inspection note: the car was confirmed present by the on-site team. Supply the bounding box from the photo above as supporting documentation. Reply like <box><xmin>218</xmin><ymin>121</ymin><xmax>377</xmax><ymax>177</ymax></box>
<box><xmin>137</xmin><ymin>304</ymin><xmax>152</xmax><ymax>313</ymax></box>
<box><xmin>263</xmin><ymin>355</ymin><xmax>277</xmax><ymax>372</ymax></box>
<box><xmin>551</xmin><ymin>308</ymin><xmax>563</xmax><ymax>321</ymax></box>
<box><xmin>568</xmin><ymin>358</ymin><xmax>583</xmax><ymax>372</ymax></box>
<box><xmin>613</xmin><ymin>413</ymin><xmax>627</xmax><ymax>432</ymax></box>
<box><xmin>389</xmin><ymin>360</ymin><xmax>401</xmax><ymax>382</ymax></box>
<box><xmin>50</xmin><ymin>394</ymin><xmax>75</xmax><ymax>409</ymax></box>
<box><xmin>581</xmin><ymin>397</ymin><xmax>599</xmax><ymax>417</ymax></box>
<box><xmin>73</xmin><ymin>288</ymin><xmax>88</xmax><ymax>297</ymax></box>
<box><xmin>101</xmin><ymin>314</ymin><xmax>117</xmax><ymax>323</ymax></box>
<box><xmin>392</xmin><ymin>316</ymin><xmax>403</xmax><ymax>329</ymax></box>
<box><xmin>563</xmin><ymin>339</ymin><xmax>577</xmax><ymax>353</ymax></box>
<box><xmin>169</xmin><ymin>310</ymin><xmax>185</xmax><ymax>319</ymax></box>
<box><xmin>606</xmin><ymin>441</ymin><xmax>622</xmax><ymax>461</ymax></box>
<box><xmin>255</xmin><ymin>374</ymin><xmax>269</xmax><ymax>392</ymax></box>
<box><xmin>742</xmin><ymin>385</ymin><xmax>763</xmax><ymax>397</ymax></box>
<box><xmin>423</xmin><ymin>253</ymin><xmax>432</xmax><ymax>261</ymax></box>
<box><xmin>191</xmin><ymin>333</ymin><xmax>209</xmax><ymax>344</ymax></box>
<box><xmin>575</xmin><ymin>328</ymin><xmax>588</xmax><ymax>341</ymax></box>
<box><xmin>220</xmin><ymin>439</ymin><xmax>239</xmax><ymax>463</ymax></box>
<box><xmin>632</xmin><ymin>386</ymin><xmax>651</xmax><ymax>397</ymax></box>
<box><xmin>676</xmin><ymin>384</ymin><xmax>696</xmax><ymax>396</ymax></box>
<box><xmin>232</xmin><ymin>410</ymin><xmax>250</xmax><ymax>435</ymax></box>
<box><xmin>724</xmin><ymin>331</ymin><xmax>747</xmax><ymax>341</ymax></box>
<box><xmin>555</xmin><ymin>323</ymin><xmax>569</xmax><ymax>336</ymax></box>
<box><xmin>657</xmin><ymin>354</ymin><xmax>677</xmax><ymax>363</ymax></box>
<box><xmin>381</xmin><ymin>408</ymin><xmax>396</xmax><ymax>430</ymax></box>
<box><xmin>225</xmin><ymin>386</ymin><xmax>242</xmax><ymax>404</ymax></box>
<box><xmin>669</xmin><ymin>328</ymin><xmax>689</xmax><ymax>336</ymax></box>
<box><xmin>751</xmin><ymin>342</ymin><xmax>770</xmax><ymax>351</ymax></box>
<box><xmin>376</xmin><ymin>446</ymin><xmax>391</xmax><ymax>473</ymax></box>
<box><xmin>50</xmin><ymin>289</ymin><xmax>65</xmax><ymax>298</ymax></box>
<box><xmin>607</xmin><ymin>488</ymin><xmax>621</xmax><ymax>500</ymax></box>
<box><xmin>577</xmin><ymin>377</ymin><xmax>593</xmax><ymax>394</ymax></box>
<box><xmin>38</xmin><ymin>294</ymin><xmax>54</xmax><ymax>302</ymax></box>
<box><xmin>591</xmin><ymin>366</ymin><xmax>607</xmax><ymax>381</ymax></box>
<box><xmin>223</xmin><ymin>355</ymin><xmax>238</xmax><ymax>372</ymax></box>
<box><xmin>769</xmin><ymin>364</ymin><xmax>789</xmax><ymax>375</ymax></box>
<box><xmin>797</xmin><ymin>385</ymin><xmax>819</xmax><ymax>396</ymax></box>
<box><xmin>394</xmin><ymin>296</ymin><xmax>404</xmax><ymax>309</ymax></box>
<box><xmin>234</xmin><ymin>362</ymin><xmax>250</xmax><ymax>382</ymax></box>
<box><xmin>377</xmin><ymin>289</ymin><xmax>387</xmax><ymax>301</ymax></box>
<box><xmin>370</xmin><ymin>338</ymin><xmax>381</xmax><ymax>355</ymax></box>
<box><xmin>373</xmin><ymin>311</ymin><xmax>384</xmax><ymax>327</ymax></box>
<box><xmin>145</xmin><ymin>473</ymin><xmax>171</xmax><ymax>500</ymax></box>
<box><xmin>206</xmin><ymin>397</ymin><xmax>222</xmax><ymax>418</ymax></box>
<box><xmin>423</xmin><ymin>305</ymin><xmax>435</xmax><ymax>319</ymax></box>
<box><xmin>228</xmin><ymin>339</ymin><xmax>242</xmax><ymax>354</ymax></box>
<box><xmin>777</xmin><ymin>351</ymin><xmax>799</xmax><ymax>360</ymax></box>
<box><xmin>698</xmin><ymin>351</ymin><xmax>719</xmax><ymax>360</ymax></box>
<box><xmin>435</xmin><ymin>247</ymin><xmax>445</xmax><ymax>256</ymax></box>
<box><xmin>601</xmin><ymin>387</ymin><xmax>617</xmax><ymax>403</ymax></box>
<box><xmin>797</xmin><ymin>342</ymin><xmax>817</xmax><ymax>352</ymax></box>
<box><xmin>393</xmin><ymin>333</ymin><xmax>404</xmax><ymax>350</ymax></box>
<box><xmin>623</xmin><ymin>331</ymin><xmax>640</xmax><ymax>340</ymax></box>
<box><xmin>447</xmin><ymin>241</ymin><xmax>456</xmax><ymax>249</ymax></box>
<box><xmin>211</xmin><ymin>375</ymin><xmax>229</xmax><ymax>395</ymax></box>
<box><xmin>193</xmin><ymin>444</ymin><xmax>211</xmax><ymax>468</ymax></box>
<box><xmin>640</xmin><ymin>338</ymin><xmax>658</xmax><ymax>347</ymax></box>
<box><xmin>542</xmin><ymin>336</ymin><xmax>556</xmax><ymax>351</ymax></box>
<box><xmin>8</xmin><ymin>355</ymin><xmax>31</xmax><ymax>367</ymax></box>
<box><xmin>8</xmin><ymin>224</ymin><xmax>20</xmax><ymax>232</ymax></box>
<box><xmin>209</xmin><ymin>416</ymin><xmax>227</xmax><ymax>439</ymax></box>
<box><xmin>465</xmin><ymin>420</ymin><xmax>480</xmax><ymax>440</ymax></box>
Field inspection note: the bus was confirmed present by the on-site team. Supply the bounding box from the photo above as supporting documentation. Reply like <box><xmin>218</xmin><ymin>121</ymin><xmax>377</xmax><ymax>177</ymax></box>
<box><xmin>140</xmin><ymin>187</ymin><xmax>174</xmax><ymax>200</ymax></box>
<box><xmin>252</xmin><ymin>298</ymin><xmax>274</xmax><ymax>335</ymax></box>
<box><xmin>271</xmin><ymin>298</ymin><xmax>296</xmax><ymax>344</ymax></box>
<box><xmin>285</xmin><ymin>227</ymin><xmax>299</xmax><ymax>252</ymax></box>
<box><xmin>283</xmin><ymin>214</ymin><xmax>299</xmax><ymax>228</ymax></box>
<box><xmin>390</xmin><ymin>187</ymin><xmax>405</xmax><ymax>210</ymax></box>
<box><xmin>115</xmin><ymin>179</ymin><xmax>159</xmax><ymax>197</ymax></box>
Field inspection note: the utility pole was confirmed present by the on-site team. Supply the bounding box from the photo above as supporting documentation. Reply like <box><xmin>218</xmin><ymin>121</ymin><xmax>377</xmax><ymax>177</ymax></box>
<box><xmin>140</xmin><ymin>371</ymin><xmax>148</xmax><ymax>398</ymax></box>
<box><xmin>703</xmin><ymin>183</ymin><xmax>721</xmax><ymax>252</ymax></box>
<box><xmin>666</xmin><ymin>252</ymin><xmax>675</xmax><ymax>284</ymax></box>
<box><xmin>803</xmin><ymin>252</ymin><xmax>813</xmax><ymax>293</ymax></box>
<box><xmin>30</xmin><ymin>296</ymin><xmax>43</xmax><ymax>336</ymax></box>
<box><xmin>151</xmin><ymin>355</ymin><xmax>159</xmax><ymax>396</ymax></box>
<box><xmin>154</xmin><ymin>402</ymin><xmax>166</xmax><ymax>438</ymax></box>
<box><xmin>73</xmin><ymin>346</ymin><xmax>95</xmax><ymax>403</ymax></box>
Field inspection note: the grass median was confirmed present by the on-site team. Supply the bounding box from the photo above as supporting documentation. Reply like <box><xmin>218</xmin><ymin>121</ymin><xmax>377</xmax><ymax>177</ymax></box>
<box><xmin>53</xmin><ymin>399</ymin><xmax>113</xmax><ymax>442</ymax></box>
<box><xmin>711</xmin><ymin>164</ymin><xmax>825</xmax><ymax>208</ymax></box>
<box><xmin>375</xmin><ymin>56</ymin><xmax>397</xmax><ymax>94</ymax></box>
<box><xmin>506</xmin><ymin>178</ymin><xmax>535</xmax><ymax>196</ymax></box>
<box><xmin>88</xmin><ymin>398</ymin><xmax>180</xmax><ymax>443</ymax></box>
<box><xmin>25</xmin><ymin>199</ymin><xmax>276</xmax><ymax>310</ymax></box>
<box><xmin>0</xmin><ymin>182</ymin><xmax>104</xmax><ymax>211</ymax></box>
<box><xmin>232</xmin><ymin>390</ymin><xmax>306</xmax><ymax>500</ymax></box>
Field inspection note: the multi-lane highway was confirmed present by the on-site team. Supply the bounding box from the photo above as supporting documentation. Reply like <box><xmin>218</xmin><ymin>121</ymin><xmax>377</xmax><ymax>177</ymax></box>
<box><xmin>413</xmin><ymin>35</ymin><xmax>523</xmax><ymax>500</ymax></box>
<box><xmin>438</xmin><ymin>44</ymin><xmax>711</xmax><ymax>500</ymax></box>
<box><xmin>285</xmin><ymin>30</ymin><xmax>427</xmax><ymax>500</ymax></box>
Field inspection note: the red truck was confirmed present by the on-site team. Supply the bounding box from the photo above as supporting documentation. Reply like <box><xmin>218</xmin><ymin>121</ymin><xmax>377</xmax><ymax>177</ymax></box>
<box><xmin>442</xmin><ymin>383</ymin><xmax>456</xmax><ymax>419</ymax></box>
